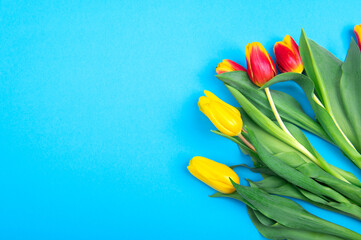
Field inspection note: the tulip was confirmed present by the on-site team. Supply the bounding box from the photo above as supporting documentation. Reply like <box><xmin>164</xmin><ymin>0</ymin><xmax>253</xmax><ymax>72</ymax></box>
<box><xmin>187</xmin><ymin>156</ymin><xmax>240</xmax><ymax>194</ymax></box>
<box><xmin>216</xmin><ymin>59</ymin><xmax>246</xmax><ymax>74</ymax></box>
<box><xmin>354</xmin><ymin>24</ymin><xmax>361</xmax><ymax>50</ymax></box>
<box><xmin>198</xmin><ymin>90</ymin><xmax>243</xmax><ymax>136</ymax></box>
<box><xmin>245</xmin><ymin>42</ymin><xmax>277</xmax><ymax>87</ymax></box>
<box><xmin>274</xmin><ymin>35</ymin><xmax>304</xmax><ymax>73</ymax></box>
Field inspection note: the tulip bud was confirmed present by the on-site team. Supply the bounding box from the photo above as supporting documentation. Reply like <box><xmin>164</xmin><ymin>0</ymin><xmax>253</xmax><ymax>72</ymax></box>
<box><xmin>245</xmin><ymin>42</ymin><xmax>277</xmax><ymax>87</ymax></box>
<box><xmin>274</xmin><ymin>35</ymin><xmax>304</xmax><ymax>73</ymax></box>
<box><xmin>354</xmin><ymin>24</ymin><xmax>361</xmax><ymax>50</ymax></box>
<box><xmin>216</xmin><ymin>59</ymin><xmax>246</xmax><ymax>74</ymax></box>
<box><xmin>187</xmin><ymin>156</ymin><xmax>240</xmax><ymax>194</ymax></box>
<box><xmin>198</xmin><ymin>90</ymin><xmax>243</xmax><ymax>136</ymax></box>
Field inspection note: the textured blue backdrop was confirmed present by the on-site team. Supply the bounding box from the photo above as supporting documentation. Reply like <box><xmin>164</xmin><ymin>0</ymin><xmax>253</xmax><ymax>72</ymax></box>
<box><xmin>1</xmin><ymin>0</ymin><xmax>361</xmax><ymax>239</ymax></box>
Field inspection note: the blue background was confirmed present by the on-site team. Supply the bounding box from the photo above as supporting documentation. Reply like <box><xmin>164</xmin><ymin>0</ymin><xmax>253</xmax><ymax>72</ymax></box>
<box><xmin>1</xmin><ymin>0</ymin><xmax>361</xmax><ymax>239</ymax></box>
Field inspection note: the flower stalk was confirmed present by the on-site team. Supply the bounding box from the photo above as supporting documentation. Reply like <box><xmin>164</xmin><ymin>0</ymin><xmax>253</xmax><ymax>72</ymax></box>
<box><xmin>237</xmin><ymin>133</ymin><xmax>256</xmax><ymax>152</ymax></box>
<box><xmin>264</xmin><ymin>87</ymin><xmax>294</xmax><ymax>138</ymax></box>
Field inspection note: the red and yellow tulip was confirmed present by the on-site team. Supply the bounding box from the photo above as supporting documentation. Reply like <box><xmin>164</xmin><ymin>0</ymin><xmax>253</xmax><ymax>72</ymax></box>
<box><xmin>245</xmin><ymin>42</ymin><xmax>277</xmax><ymax>87</ymax></box>
<box><xmin>216</xmin><ymin>59</ymin><xmax>246</xmax><ymax>74</ymax></box>
<box><xmin>187</xmin><ymin>156</ymin><xmax>240</xmax><ymax>194</ymax></box>
<box><xmin>354</xmin><ymin>24</ymin><xmax>361</xmax><ymax>50</ymax></box>
<box><xmin>274</xmin><ymin>35</ymin><xmax>304</xmax><ymax>73</ymax></box>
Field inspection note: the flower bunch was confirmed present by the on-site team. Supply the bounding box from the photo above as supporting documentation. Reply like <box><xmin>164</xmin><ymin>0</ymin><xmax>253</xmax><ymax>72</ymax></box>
<box><xmin>188</xmin><ymin>26</ymin><xmax>361</xmax><ymax>239</ymax></box>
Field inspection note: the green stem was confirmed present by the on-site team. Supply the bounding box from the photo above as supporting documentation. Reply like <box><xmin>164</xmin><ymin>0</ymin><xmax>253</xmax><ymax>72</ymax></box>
<box><xmin>264</xmin><ymin>87</ymin><xmax>294</xmax><ymax>138</ymax></box>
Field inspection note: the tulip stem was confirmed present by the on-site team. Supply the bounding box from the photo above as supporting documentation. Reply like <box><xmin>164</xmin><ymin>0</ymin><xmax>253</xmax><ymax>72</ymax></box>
<box><xmin>237</xmin><ymin>133</ymin><xmax>256</xmax><ymax>152</ymax></box>
<box><xmin>264</xmin><ymin>87</ymin><xmax>294</xmax><ymax>138</ymax></box>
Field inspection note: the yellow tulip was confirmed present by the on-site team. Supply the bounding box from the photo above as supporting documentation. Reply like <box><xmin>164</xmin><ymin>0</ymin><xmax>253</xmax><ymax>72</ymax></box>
<box><xmin>198</xmin><ymin>90</ymin><xmax>243</xmax><ymax>137</ymax></box>
<box><xmin>187</xmin><ymin>156</ymin><xmax>240</xmax><ymax>194</ymax></box>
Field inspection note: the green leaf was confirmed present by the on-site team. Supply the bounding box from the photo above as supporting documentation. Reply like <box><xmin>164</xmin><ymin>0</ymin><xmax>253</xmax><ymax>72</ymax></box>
<box><xmin>299</xmin><ymin>29</ymin><xmax>341</xmax><ymax>105</ymax></box>
<box><xmin>231</xmin><ymin>180</ymin><xmax>361</xmax><ymax>240</ymax></box>
<box><xmin>248</xmin><ymin>176</ymin><xmax>317</xmax><ymax>202</ymax></box>
<box><xmin>252</xmin><ymin>208</ymin><xmax>276</xmax><ymax>226</ymax></box>
<box><xmin>296</xmin><ymin>162</ymin><xmax>361</xmax><ymax>206</ymax></box>
<box><xmin>216</xmin><ymin>71</ymin><xmax>331</xmax><ymax>142</ymax></box>
<box><xmin>340</xmin><ymin>38</ymin><xmax>361</xmax><ymax>152</ymax></box>
<box><xmin>247</xmin><ymin>207</ymin><xmax>345</xmax><ymax>240</ymax></box>
<box><xmin>250</xmin><ymin>176</ymin><xmax>361</xmax><ymax>220</ymax></box>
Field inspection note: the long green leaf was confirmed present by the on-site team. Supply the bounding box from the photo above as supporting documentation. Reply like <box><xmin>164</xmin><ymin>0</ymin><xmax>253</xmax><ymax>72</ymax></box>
<box><xmin>250</xmin><ymin>176</ymin><xmax>361</xmax><ymax>220</ymax></box>
<box><xmin>247</xmin><ymin>207</ymin><xmax>344</xmax><ymax>240</ymax></box>
<box><xmin>231</xmin><ymin>180</ymin><xmax>361</xmax><ymax>240</ymax></box>
<box><xmin>296</xmin><ymin>162</ymin><xmax>361</xmax><ymax>206</ymax></box>
<box><xmin>340</xmin><ymin>38</ymin><xmax>361</xmax><ymax>152</ymax></box>
<box><xmin>299</xmin><ymin>30</ymin><xmax>358</xmax><ymax>152</ymax></box>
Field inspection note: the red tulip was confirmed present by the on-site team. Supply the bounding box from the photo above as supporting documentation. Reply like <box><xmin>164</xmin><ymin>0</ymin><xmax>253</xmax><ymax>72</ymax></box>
<box><xmin>245</xmin><ymin>42</ymin><xmax>277</xmax><ymax>87</ymax></box>
<box><xmin>274</xmin><ymin>35</ymin><xmax>303</xmax><ymax>73</ymax></box>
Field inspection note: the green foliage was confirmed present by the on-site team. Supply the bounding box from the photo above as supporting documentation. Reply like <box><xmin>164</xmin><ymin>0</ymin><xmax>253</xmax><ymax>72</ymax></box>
<box><xmin>213</xmin><ymin>181</ymin><xmax>361</xmax><ymax>240</ymax></box>
<box><xmin>204</xmin><ymin>29</ymin><xmax>361</xmax><ymax>239</ymax></box>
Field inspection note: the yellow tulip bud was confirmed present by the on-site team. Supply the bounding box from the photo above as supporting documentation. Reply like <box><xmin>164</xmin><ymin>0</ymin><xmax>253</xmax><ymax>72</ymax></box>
<box><xmin>187</xmin><ymin>156</ymin><xmax>240</xmax><ymax>194</ymax></box>
<box><xmin>198</xmin><ymin>90</ymin><xmax>243</xmax><ymax>136</ymax></box>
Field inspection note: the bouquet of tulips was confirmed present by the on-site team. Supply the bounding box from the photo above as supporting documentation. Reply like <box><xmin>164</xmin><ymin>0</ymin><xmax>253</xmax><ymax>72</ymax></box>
<box><xmin>188</xmin><ymin>25</ymin><xmax>361</xmax><ymax>240</ymax></box>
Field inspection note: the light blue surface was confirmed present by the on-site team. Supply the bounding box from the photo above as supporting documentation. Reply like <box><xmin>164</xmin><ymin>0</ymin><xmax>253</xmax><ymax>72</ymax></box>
<box><xmin>1</xmin><ymin>0</ymin><xmax>361</xmax><ymax>239</ymax></box>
